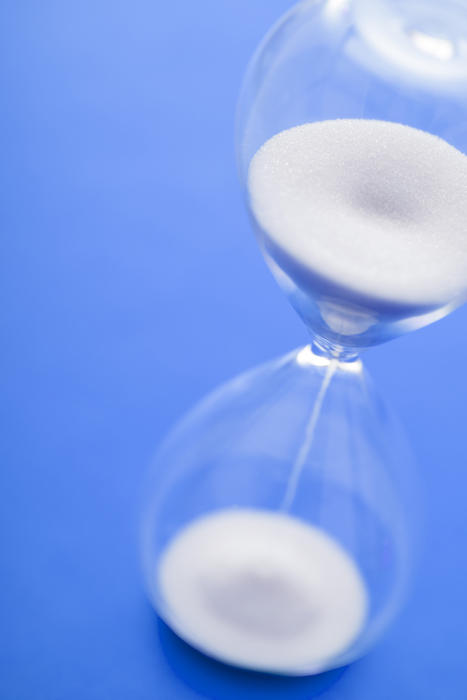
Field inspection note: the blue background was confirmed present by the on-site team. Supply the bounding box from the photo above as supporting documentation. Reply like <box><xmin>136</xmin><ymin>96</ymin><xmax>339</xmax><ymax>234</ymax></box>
<box><xmin>1</xmin><ymin>1</ymin><xmax>467</xmax><ymax>698</ymax></box>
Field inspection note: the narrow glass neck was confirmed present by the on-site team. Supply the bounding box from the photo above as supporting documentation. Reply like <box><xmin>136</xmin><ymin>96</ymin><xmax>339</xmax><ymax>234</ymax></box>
<box><xmin>311</xmin><ymin>336</ymin><xmax>361</xmax><ymax>364</ymax></box>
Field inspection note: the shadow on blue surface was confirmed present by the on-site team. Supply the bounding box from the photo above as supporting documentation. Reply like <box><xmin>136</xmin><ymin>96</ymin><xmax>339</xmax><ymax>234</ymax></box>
<box><xmin>157</xmin><ymin>616</ymin><xmax>346</xmax><ymax>700</ymax></box>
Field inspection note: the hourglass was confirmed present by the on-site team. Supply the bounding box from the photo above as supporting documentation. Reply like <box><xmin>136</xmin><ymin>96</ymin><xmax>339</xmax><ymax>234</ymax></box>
<box><xmin>142</xmin><ymin>0</ymin><xmax>467</xmax><ymax>676</ymax></box>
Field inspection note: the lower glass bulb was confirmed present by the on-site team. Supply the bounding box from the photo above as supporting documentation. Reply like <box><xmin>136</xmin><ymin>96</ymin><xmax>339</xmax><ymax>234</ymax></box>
<box><xmin>141</xmin><ymin>346</ymin><xmax>415</xmax><ymax>675</ymax></box>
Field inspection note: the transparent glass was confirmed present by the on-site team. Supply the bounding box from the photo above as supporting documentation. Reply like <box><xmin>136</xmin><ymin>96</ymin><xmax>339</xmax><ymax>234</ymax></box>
<box><xmin>142</xmin><ymin>347</ymin><xmax>415</xmax><ymax>674</ymax></box>
<box><xmin>141</xmin><ymin>0</ymin><xmax>467</xmax><ymax>677</ymax></box>
<box><xmin>237</xmin><ymin>0</ymin><xmax>467</xmax><ymax>353</ymax></box>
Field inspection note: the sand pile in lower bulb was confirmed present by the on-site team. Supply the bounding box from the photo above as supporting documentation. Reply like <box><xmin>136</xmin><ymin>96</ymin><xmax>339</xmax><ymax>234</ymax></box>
<box><xmin>158</xmin><ymin>508</ymin><xmax>367</xmax><ymax>673</ymax></box>
<box><xmin>248</xmin><ymin>119</ymin><xmax>467</xmax><ymax>307</ymax></box>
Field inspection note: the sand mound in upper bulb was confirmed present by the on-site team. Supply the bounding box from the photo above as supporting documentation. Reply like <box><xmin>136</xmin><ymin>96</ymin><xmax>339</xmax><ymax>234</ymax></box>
<box><xmin>248</xmin><ymin>119</ymin><xmax>467</xmax><ymax>307</ymax></box>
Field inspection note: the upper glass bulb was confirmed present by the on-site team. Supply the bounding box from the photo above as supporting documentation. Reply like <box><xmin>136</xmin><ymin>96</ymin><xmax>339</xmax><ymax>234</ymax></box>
<box><xmin>237</xmin><ymin>0</ymin><xmax>467</xmax><ymax>354</ymax></box>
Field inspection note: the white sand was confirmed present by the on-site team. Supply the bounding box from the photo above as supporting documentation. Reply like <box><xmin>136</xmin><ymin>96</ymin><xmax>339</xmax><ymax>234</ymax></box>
<box><xmin>248</xmin><ymin>119</ymin><xmax>467</xmax><ymax>307</ymax></box>
<box><xmin>158</xmin><ymin>508</ymin><xmax>367</xmax><ymax>674</ymax></box>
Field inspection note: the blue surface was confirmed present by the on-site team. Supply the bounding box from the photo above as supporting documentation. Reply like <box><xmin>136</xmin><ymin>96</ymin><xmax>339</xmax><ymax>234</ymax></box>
<box><xmin>1</xmin><ymin>1</ymin><xmax>467</xmax><ymax>698</ymax></box>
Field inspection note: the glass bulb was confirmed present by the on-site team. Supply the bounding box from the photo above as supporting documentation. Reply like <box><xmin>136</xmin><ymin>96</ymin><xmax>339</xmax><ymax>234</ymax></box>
<box><xmin>142</xmin><ymin>348</ymin><xmax>415</xmax><ymax>674</ymax></box>
<box><xmin>236</xmin><ymin>0</ymin><xmax>467</xmax><ymax>353</ymax></box>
